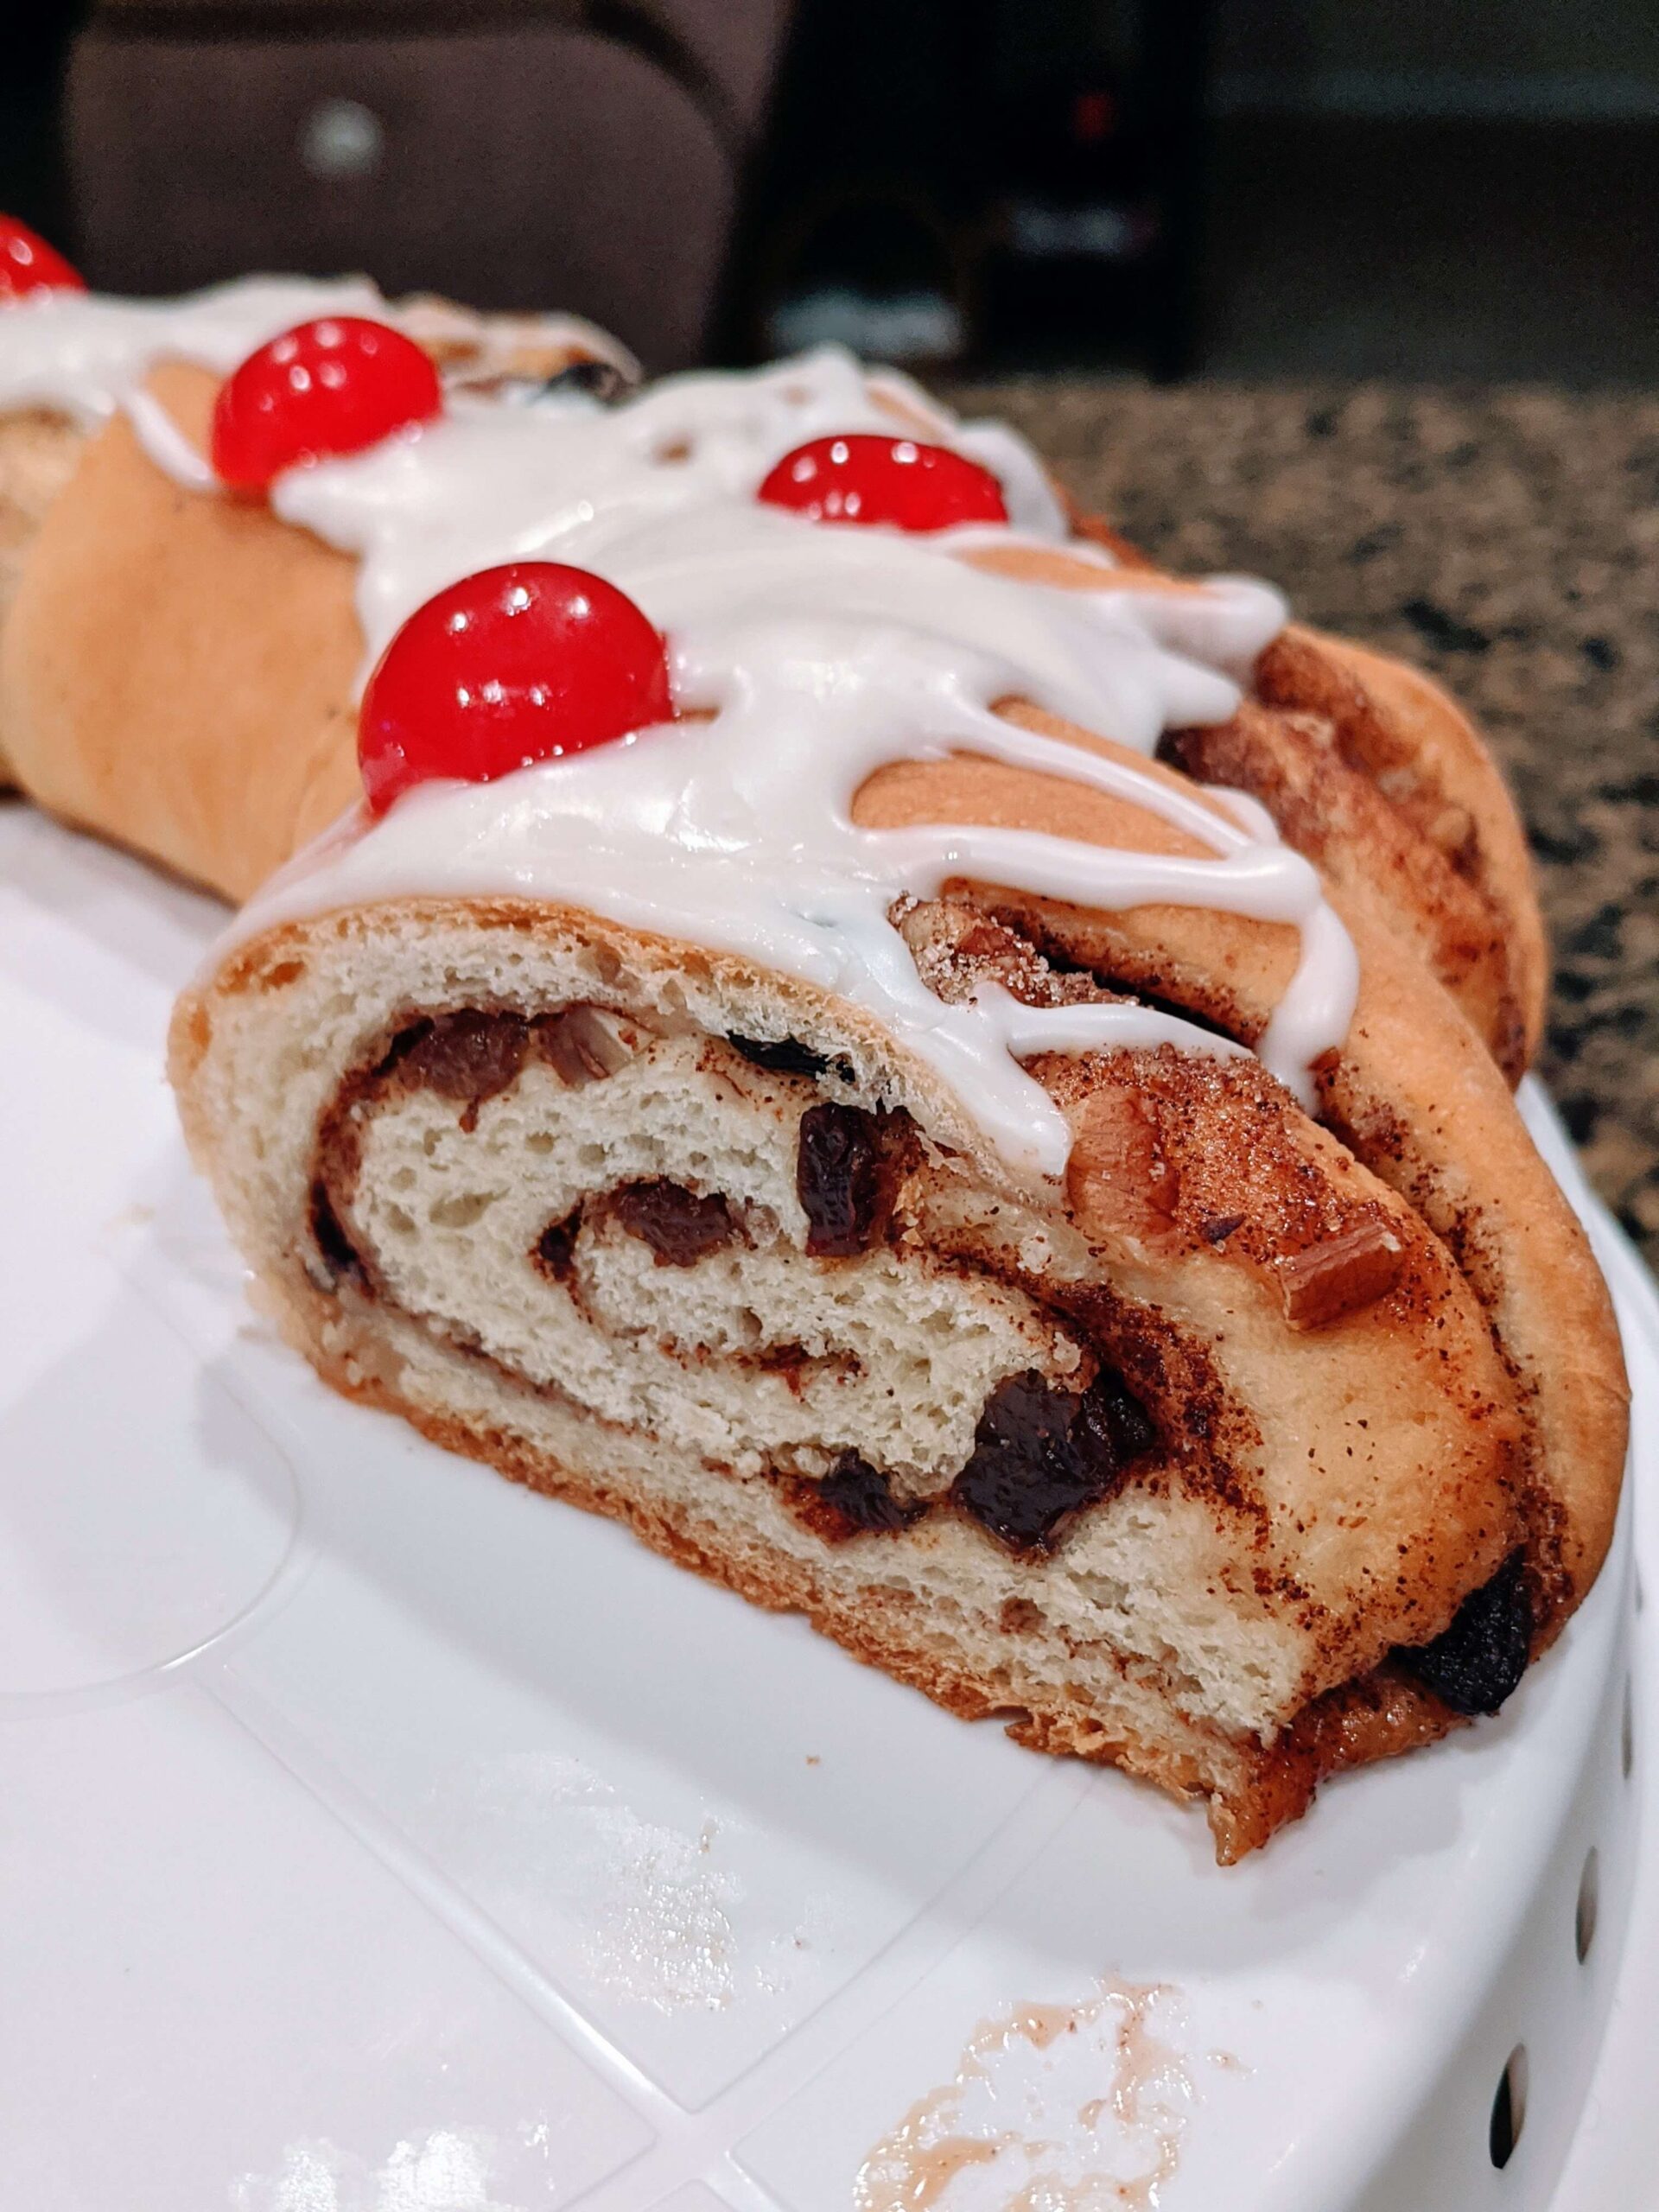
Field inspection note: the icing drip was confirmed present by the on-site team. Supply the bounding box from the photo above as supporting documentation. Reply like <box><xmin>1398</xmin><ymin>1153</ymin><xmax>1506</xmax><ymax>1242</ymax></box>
<box><xmin>268</xmin><ymin>348</ymin><xmax>1097</xmax><ymax>672</ymax></box>
<box><xmin>239</xmin><ymin>620</ymin><xmax>1337</xmax><ymax>1176</ymax></box>
<box><xmin>229</xmin><ymin>349</ymin><xmax>1356</xmax><ymax>1175</ymax></box>
<box><xmin>0</xmin><ymin>273</ymin><xmax>629</xmax><ymax>430</ymax></box>
<box><xmin>0</xmin><ymin>276</ymin><xmax>386</xmax><ymax>426</ymax></box>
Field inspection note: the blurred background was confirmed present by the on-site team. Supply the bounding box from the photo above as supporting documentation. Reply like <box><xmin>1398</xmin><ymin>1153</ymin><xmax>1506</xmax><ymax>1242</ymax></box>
<box><xmin>4</xmin><ymin>0</ymin><xmax>1656</xmax><ymax>381</ymax></box>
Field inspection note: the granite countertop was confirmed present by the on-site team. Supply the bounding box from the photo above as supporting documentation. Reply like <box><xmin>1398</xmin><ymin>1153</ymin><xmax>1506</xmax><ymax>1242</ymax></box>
<box><xmin>957</xmin><ymin>378</ymin><xmax>1659</xmax><ymax>1268</ymax></box>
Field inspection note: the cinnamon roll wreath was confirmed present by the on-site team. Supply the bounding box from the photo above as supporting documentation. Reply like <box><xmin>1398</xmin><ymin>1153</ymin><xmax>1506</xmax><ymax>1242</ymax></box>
<box><xmin>0</xmin><ymin>272</ymin><xmax>1624</xmax><ymax>1854</ymax></box>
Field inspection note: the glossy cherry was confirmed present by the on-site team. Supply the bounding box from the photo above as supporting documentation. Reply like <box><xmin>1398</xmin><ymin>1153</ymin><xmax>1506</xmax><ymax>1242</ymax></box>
<box><xmin>210</xmin><ymin>316</ymin><xmax>442</xmax><ymax>491</ymax></box>
<box><xmin>757</xmin><ymin>433</ymin><xmax>1007</xmax><ymax>531</ymax></box>
<box><xmin>358</xmin><ymin>562</ymin><xmax>674</xmax><ymax>815</ymax></box>
<box><xmin>0</xmin><ymin>215</ymin><xmax>85</xmax><ymax>300</ymax></box>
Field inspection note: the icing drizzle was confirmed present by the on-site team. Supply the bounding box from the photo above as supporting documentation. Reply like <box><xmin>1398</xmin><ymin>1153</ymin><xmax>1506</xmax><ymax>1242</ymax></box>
<box><xmin>0</xmin><ymin>273</ymin><xmax>631</xmax><ymax>430</ymax></box>
<box><xmin>6</xmin><ymin>304</ymin><xmax>1357</xmax><ymax>1177</ymax></box>
<box><xmin>253</xmin><ymin>350</ymin><xmax>1354</xmax><ymax>1175</ymax></box>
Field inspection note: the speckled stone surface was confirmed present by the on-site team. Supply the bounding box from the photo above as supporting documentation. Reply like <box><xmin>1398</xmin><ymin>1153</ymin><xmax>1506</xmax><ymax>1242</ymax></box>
<box><xmin>953</xmin><ymin>379</ymin><xmax>1659</xmax><ymax>1265</ymax></box>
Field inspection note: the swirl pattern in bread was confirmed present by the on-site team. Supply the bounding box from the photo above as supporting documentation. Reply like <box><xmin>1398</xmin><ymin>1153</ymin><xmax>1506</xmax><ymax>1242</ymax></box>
<box><xmin>171</xmin><ymin>851</ymin><xmax>1622</xmax><ymax>1857</ymax></box>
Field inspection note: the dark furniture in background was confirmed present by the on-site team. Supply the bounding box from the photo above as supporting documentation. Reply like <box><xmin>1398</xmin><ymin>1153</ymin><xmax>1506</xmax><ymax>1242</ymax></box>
<box><xmin>58</xmin><ymin>0</ymin><xmax>1214</xmax><ymax>376</ymax></box>
<box><xmin>67</xmin><ymin>0</ymin><xmax>795</xmax><ymax>370</ymax></box>
<box><xmin>21</xmin><ymin>2</ymin><xmax>1645</xmax><ymax>382</ymax></box>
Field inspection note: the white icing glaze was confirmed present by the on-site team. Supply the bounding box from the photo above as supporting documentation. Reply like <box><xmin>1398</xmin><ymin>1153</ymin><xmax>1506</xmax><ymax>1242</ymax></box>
<box><xmin>223</xmin><ymin>349</ymin><xmax>1357</xmax><ymax>1178</ymax></box>
<box><xmin>268</xmin><ymin>349</ymin><xmax>1110</xmax><ymax>677</ymax></box>
<box><xmin>123</xmin><ymin>382</ymin><xmax>219</xmax><ymax>491</ymax></box>
<box><xmin>0</xmin><ymin>272</ymin><xmax>631</xmax><ymax>431</ymax></box>
<box><xmin>0</xmin><ymin>276</ymin><xmax>385</xmax><ymax>426</ymax></box>
<box><xmin>0</xmin><ymin>307</ymin><xmax>1349</xmax><ymax>1175</ymax></box>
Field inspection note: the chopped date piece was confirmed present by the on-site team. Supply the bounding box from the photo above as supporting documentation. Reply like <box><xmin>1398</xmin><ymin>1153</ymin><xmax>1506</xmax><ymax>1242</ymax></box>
<box><xmin>728</xmin><ymin>1033</ymin><xmax>831</xmax><ymax>1079</ymax></box>
<box><xmin>1154</xmin><ymin>729</ymin><xmax>1200</xmax><ymax>779</ymax></box>
<box><xmin>532</xmin><ymin>1208</ymin><xmax>582</xmax><ymax>1281</ymax></box>
<box><xmin>310</xmin><ymin>1179</ymin><xmax>365</xmax><ymax>1289</ymax></box>
<box><xmin>390</xmin><ymin>1009</ymin><xmax>529</xmax><ymax>1125</ymax></box>
<box><xmin>797</xmin><ymin>1102</ymin><xmax>893</xmax><ymax>1256</ymax></box>
<box><xmin>793</xmin><ymin>1455</ymin><xmax>927</xmax><ymax>1541</ymax></box>
<box><xmin>952</xmin><ymin>1368</ymin><xmax>1153</xmax><ymax>1555</ymax></box>
<box><xmin>609</xmin><ymin>1179</ymin><xmax>737</xmax><ymax>1266</ymax></box>
<box><xmin>818</xmin><ymin>1454</ymin><xmax>925</xmax><ymax>1532</ymax></box>
<box><xmin>1395</xmin><ymin>1551</ymin><xmax>1533</xmax><ymax>1716</ymax></box>
<box><xmin>1084</xmin><ymin>1368</ymin><xmax>1157</xmax><ymax>1465</ymax></box>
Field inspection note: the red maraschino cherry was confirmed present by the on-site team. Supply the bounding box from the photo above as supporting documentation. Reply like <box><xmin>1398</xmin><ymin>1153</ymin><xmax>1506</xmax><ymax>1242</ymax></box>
<box><xmin>210</xmin><ymin>315</ymin><xmax>442</xmax><ymax>491</ymax></box>
<box><xmin>758</xmin><ymin>433</ymin><xmax>1008</xmax><ymax>531</ymax></box>
<box><xmin>0</xmin><ymin>215</ymin><xmax>85</xmax><ymax>300</ymax></box>
<box><xmin>358</xmin><ymin>562</ymin><xmax>674</xmax><ymax>816</ymax></box>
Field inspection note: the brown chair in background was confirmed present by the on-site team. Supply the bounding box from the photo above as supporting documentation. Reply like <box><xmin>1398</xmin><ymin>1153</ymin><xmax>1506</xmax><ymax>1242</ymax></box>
<box><xmin>67</xmin><ymin>0</ymin><xmax>795</xmax><ymax>369</ymax></box>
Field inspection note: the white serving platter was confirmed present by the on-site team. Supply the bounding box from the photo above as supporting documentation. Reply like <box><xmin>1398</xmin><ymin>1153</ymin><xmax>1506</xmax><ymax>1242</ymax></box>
<box><xmin>3</xmin><ymin>800</ymin><xmax>1654</xmax><ymax>2212</ymax></box>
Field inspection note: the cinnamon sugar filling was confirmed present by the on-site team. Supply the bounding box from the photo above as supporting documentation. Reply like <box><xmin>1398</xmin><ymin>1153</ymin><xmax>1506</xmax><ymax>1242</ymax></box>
<box><xmin>300</xmin><ymin>966</ymin><xmax>1534</xmax><ymax>1772</ymax></box>
<box><xmin>307</xmin><ymin>1001</ymin><xmax>1159</xmax><ymax>1548</ymax></box>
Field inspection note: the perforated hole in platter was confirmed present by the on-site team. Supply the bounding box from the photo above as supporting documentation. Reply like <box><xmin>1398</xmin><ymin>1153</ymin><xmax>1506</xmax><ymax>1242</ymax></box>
<box><xmin>1575</xmin><ymin>1847</ymin><xmax>1600</xmax><ymax>1963</ymax></box>
<box><xmin>1490</xmin><ymin>2045</ymin><xmax>1528</xmax><ymax>2171</ymax></box>
<box><xmin>1623</xmin><ymin>1675</ymin><xmax>1635</xmax><ymax>1780</ymax></box>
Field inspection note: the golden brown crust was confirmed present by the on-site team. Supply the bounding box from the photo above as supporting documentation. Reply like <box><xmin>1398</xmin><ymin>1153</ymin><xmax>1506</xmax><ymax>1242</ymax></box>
<box><xmin>0</xmin><ymin>406</ymin><xmax>86</xmax><ymax>785</ymax></box>
<box><xmin>1012</xmin><ymin>524</ymin><xmax>1548</xmax><ymax>1079</ymax></box>
<box><xmin>1255</xmin><ymin>625</ymin><xmax>1548</xmax><ymax>1064</ymax></box>
<box><xmin>351</xmin><ymin>1349</ymin><xmax>1294</xmax><ymax>1849</ymax></box>
<box><xmin>0</xmin><ymin>364</ymin><xmax>364</xmax><ymax>899</ymax></box>
<box><xmin>1163</xmin><ymin>699</ymin><xmax>1529</xmax><ymax>1078</ymax></box>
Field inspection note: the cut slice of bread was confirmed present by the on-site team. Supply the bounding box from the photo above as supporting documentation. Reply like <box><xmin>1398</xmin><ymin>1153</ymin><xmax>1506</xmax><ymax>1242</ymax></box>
<box><xmin>170</xmin><ymin>881</ymin><xmax>1626</xmax><ymax>1858</ymax></box>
